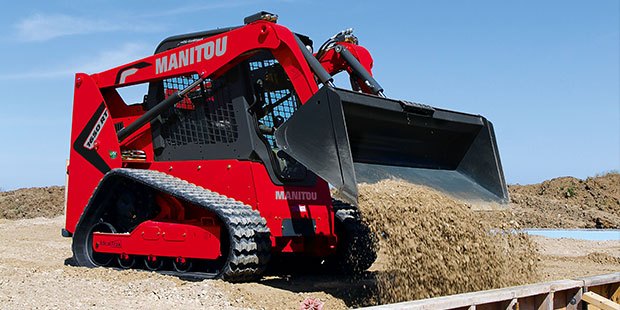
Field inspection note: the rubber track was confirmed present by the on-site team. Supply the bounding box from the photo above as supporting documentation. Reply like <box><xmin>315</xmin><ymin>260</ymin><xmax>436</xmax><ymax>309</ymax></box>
<box><xmin>83</xmin><ymin>168</ymin><xmax>271</xmax><ymax>282</ymax></box>
<box><xmin>332</xmin><ymin>198</ymin><xmax>360</xmax><ymax>221</ymax></box>
<box><xmin>331</xmin><ymin>198</ymin><xmax>378</xmax><ymax>274</ymax></box>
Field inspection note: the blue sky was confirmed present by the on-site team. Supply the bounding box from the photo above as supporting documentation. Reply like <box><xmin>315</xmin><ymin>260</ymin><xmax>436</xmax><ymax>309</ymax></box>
<box><xmin>0</xmin><ymin>0</ymin><xmax>618</xmax><ymax>190</ymax></box>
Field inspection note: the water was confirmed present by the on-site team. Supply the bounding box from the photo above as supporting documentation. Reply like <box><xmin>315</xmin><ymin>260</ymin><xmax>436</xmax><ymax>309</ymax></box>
<box><xmin>523</xmin><ymin>229</ymin><xmax>620</xmax><ymax>241</ymax></box>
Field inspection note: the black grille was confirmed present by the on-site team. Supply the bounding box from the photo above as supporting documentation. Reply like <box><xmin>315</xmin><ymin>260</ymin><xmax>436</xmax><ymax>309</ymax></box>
<box><xmin>249</xmin><ymin>59</ymin><xmax>299</xmax><ymax>148</ymax></box>
<box><xmin>160</xmin><ymin>74</ymin><xmax>238</xmax><ymax>146</ymax></box>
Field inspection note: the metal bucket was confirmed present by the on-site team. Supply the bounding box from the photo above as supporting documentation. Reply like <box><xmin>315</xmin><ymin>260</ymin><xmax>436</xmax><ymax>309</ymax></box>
<box><xmin>275</xmin><ymin>86</ymin><xmax>508</xmax><ymax>204</ymax></box>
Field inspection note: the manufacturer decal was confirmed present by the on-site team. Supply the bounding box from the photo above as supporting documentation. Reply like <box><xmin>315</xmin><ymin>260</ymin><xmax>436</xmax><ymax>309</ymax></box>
<box><xmin>118</xmin><ymin>68</ymin><xmax>138</xmax><ymax>84</ymax></box>
<box><xmin>155</xmin><ymin>36</ymin><xmax>228</xmax><ymax>74</ymax></box>
<box><xmin>83</xmin><ymin>108</ymin><xmax>109</xmax><ymax>150</ymax></box>
<box><xmin>114</xmin><ymin>62</ymin><xmax>151</xmax><ymax>85</ymax></box>
<box><xmin>99</xmin><ymin>239</ymin><xmax>122</xmax><ymax>248</ymax></box>
<box><xmin>275</xmin><ymin>191</ymin><xmax>318</xmax><ymax>201</ymax></box>
<box><xmin>73</xmin><ymin>103</ymin><xmax>112</xmax><ymax>174</ymax></box>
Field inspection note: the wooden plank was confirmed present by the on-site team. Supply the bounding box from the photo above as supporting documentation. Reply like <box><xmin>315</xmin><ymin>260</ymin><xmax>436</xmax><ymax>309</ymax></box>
<box><xmin>365</xmin><ymin>281</ymin><xmax>583</xmax><ymax>309</ymax></box>
<box><xmin>505</xmin><ymin>298</ymin><xmax>517</xmax><ymax>310</ymax></box>
<box><xmin>568</xmin><ymin>288</ymin><xmax>583</xmax><ymax>310</ymax></box>
<box><xmin>582</xmin><ymin>274</ymin><xmax>620</xmax><ymax>288</ymax></box>
<box><xmin>582</xmin><ymin>291</ymin><xmax>620</xmax><ymax>310</ymax></box>
<box><xmin>520</xmin><ymin>296</ymin><xmax>537</xmax><ymax>310</ymax></box>
<box><xmin>358</xmin><ymin>273</ymin><xmax>620</xmax><ymax>310</ymax></box>
<box><xmin>589</xmin><ymin>284</ymin><xmax>620</xmax><ymax>309</ymax></box>
<box><xmin>539</xmin><ymin>292</ymin><xmax>554</xmax><ymax>310</ymax></box>
<box><xmin>611</xmin><ymin>284</ymin><xmax>620</xmax><ymax>304</ymax></box>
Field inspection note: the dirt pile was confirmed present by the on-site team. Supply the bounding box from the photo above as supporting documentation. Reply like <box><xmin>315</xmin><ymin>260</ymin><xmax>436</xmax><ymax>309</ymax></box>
<box><xmin>480</xmin><ymin>172</ymin><xmax>620</xmax><ymax>228</ymax></box>
<box><xmin>357</xmin><ymin>180</ymin><xmax>539</xmax><ymax>304</ymax></box>
<box><xmin>586</xmin><ymin>252</ymin><xmax>620</xmax><ymax>265</ymax></box>
<box><xmin>0</xmin><ymin>186</ymin><xmax>65</xmax><ymax>219</ymax></box>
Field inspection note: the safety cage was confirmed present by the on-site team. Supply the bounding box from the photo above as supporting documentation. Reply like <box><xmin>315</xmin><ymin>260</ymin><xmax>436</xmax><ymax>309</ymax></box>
<box><xmin>144</xmin><ymin>45</ymin><xmax>311</xmax><ymax>183</ymax></box>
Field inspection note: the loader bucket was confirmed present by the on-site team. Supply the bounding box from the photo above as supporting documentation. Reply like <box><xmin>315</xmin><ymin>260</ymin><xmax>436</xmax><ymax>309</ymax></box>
<box><xmin>274</xmin><ymin>87</ymin><xmax>508</xmax><ymax>204</ymax></box>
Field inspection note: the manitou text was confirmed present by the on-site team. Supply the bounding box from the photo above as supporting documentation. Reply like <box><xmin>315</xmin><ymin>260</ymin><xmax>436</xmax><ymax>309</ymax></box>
<box><xmin>275</xmin><ymin>191</ymin><xmax>318</xmax><ymax>201</ymax></box>
<box><xmin>155</xmin><ymin>36</ymin><xmax>228</xmax><ymax>74</ymax></box>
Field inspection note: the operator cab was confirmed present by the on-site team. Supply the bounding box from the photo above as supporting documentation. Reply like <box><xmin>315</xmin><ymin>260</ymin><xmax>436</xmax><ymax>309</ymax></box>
<box><xmin>145</xmin><ymin>28</ymin><xmax>315</xmax><ymax>186</ymax></box>
<box><xmin>246</xmin><ymin>51</ymin><xmax>308</xmax><ymax>181</ymax></box>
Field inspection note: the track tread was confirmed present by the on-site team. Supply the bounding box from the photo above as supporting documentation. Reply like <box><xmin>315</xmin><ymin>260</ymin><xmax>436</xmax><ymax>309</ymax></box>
<box><xmin>331</xmin><ymin>199</ymin><xmax>378</xmax><ymax>274</ymax></box>
<box><xmin>73</xmin><ymin>168</ymin><xmax>271</xmax><ymax>282</ymax></box>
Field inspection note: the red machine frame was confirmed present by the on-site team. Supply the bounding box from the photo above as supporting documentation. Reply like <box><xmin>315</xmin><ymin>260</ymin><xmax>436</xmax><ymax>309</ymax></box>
<box><xmin>64</xmin><ymin>12</ymin><xmax>508</xmax><ymax>279</ymax></box>
<box><xmin>65</xmin><ymin>20</ymin><xmax>358</xmax><ymax>263</ymax></box>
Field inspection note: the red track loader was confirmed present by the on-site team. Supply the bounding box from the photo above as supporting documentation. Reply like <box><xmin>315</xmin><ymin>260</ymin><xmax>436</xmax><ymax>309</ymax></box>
<box><xmin>63</xmin><ymin>12</ymin><xmax>508</xmax><ymax>281</ymax></box>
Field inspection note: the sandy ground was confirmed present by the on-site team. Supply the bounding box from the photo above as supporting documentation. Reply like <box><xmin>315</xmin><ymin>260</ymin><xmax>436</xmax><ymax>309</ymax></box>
<box><xmin>532</xmin><ymin>235</ymin><xmax>620</xmax><ymax>281</ymax></box>
<box><xmin>0</xmin><ymin>173</ymin><xmax>617</xmax><ymax>308</ymax></box>
<box><xmin>0</xmin><ymin>216</ymin><xmax>617</xmax><ymax>309</ymax></box>
<box><xmin>0</xmin><ymin>217</ymin><xmax>238</xmax><ymax>309</ymax></box>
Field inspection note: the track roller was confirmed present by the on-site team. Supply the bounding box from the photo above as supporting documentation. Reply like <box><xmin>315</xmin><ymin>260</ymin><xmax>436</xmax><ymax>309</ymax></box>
<box><xmin>144</xmin><ymin>256</ymin><xmax>164</xmax><ymax>271</ymax></box>
<box><xmin>117</xmin><ymin>254</ymin><xmax>136</xmax><ymax>269</ymax></box>
<box><xmin>173</xmin><ymin>257</ymin><xmax>193</xmax><ymax>272</ymax></box>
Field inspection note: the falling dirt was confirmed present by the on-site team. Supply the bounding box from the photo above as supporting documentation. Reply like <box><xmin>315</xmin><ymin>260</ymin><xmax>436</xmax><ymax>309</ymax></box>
<box><xmin>357</xmin><ymin>180</ymin><xmax>539</xmax><ymax>304</ymax></box>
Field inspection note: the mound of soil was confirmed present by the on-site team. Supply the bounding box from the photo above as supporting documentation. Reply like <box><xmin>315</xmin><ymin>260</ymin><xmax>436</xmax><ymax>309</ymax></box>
<box><xmin>357</xmin><ymin>180</ymin><xmax>539</xmax><ymax>304</ymax></box>
<box><xmin>0</xmin><ymin>186</ymin><xmax>65</xmax><ymax>219</ymax></box>
<box><xmin>481</xmin><ymin>172</ymin><xmax>620</xmax><ymax>228</ymax></box>
<box><xmin>586</xmin><ymin>252</ymin><xmax>620</xmax><ymax>265</ymax></box>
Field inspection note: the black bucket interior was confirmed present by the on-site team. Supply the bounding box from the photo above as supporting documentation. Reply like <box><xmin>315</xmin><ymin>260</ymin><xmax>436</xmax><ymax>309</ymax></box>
<box><xmin>275</xmin><ymin>86</ymin><xmax>508</xmax><ymax>204</ymax></box>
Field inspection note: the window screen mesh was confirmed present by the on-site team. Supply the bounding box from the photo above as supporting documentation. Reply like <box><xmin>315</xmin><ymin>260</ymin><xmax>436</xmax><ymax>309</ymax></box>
<box><xmin>248</xmin><ymin>59</ymin><xmax>299</xmax><ymax>148</ymax></box>
<box><xmin>160</xmin><ymin>74</ymin><xmax>238</xmax><ymax>146</ymax></box>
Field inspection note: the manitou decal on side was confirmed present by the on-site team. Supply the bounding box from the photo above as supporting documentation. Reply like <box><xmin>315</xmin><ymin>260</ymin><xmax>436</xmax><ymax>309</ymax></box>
<box><xmin>155</xmin><ymin>36</ymin><xmax>228</xmax><ymax>74</ymax></box>
<box><xmin>275</xmin><ymin>191</ymin><xmax>318</xmax><ymax>201</ymax></box>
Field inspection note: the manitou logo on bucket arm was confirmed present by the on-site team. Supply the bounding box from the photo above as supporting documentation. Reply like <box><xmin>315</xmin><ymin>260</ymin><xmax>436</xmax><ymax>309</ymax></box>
<box><xmin>275</xmin><ymin>191</ymin><xmax>318</xmax><ymax>201</ymax></box>
<box><xmin>155</xmin><ymin>36</ymin><xmax>228</xmax><ymax>74</ymax></box>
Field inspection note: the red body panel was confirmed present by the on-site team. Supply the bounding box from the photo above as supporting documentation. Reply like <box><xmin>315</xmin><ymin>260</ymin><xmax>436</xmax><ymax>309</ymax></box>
<box><xmin>93</xmin><ymin>220</ymin><xmax>221</xmax><ymax>259</ymax></box>
<box><xmin>145</xmin><ymin>160</ymin><xmax>260</xmax><ymax>207</ymax></box>
<box><xmin>66</xmin><ymin>74</ymin><xmax>123</xmax><ymax>232</ymax></box>
<box><xmin>139</xmin><ymin>160</ymin><xmax>335</xmax><ymax>254</ymax></box>
<box><xmin>317</xmin><ymin>42</ymin><xmax>376</xmax><ymax>94</ymax></box>
<box><xmin>65</xmin><ymin>19</ymin><xmax>370</xmax><ymax>259</ymax></box>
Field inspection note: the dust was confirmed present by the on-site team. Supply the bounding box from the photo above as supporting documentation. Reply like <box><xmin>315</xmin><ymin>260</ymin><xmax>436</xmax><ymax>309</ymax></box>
<box><xmin>357</xmin><ymin>180</ymin><xmax>539</xmax><ymax>304</ymax></box>
<box><xmin>0</xmin><ymin>186</ymin><xmax>64</xmax><ymax>219</ymax></box>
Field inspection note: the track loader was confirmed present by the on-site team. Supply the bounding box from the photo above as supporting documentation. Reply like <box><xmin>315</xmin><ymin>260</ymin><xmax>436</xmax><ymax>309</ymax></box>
<box><xmin>63</xmin><ymin>12</ymin><xmax>508</xmax><ymax>281</ymax></box>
